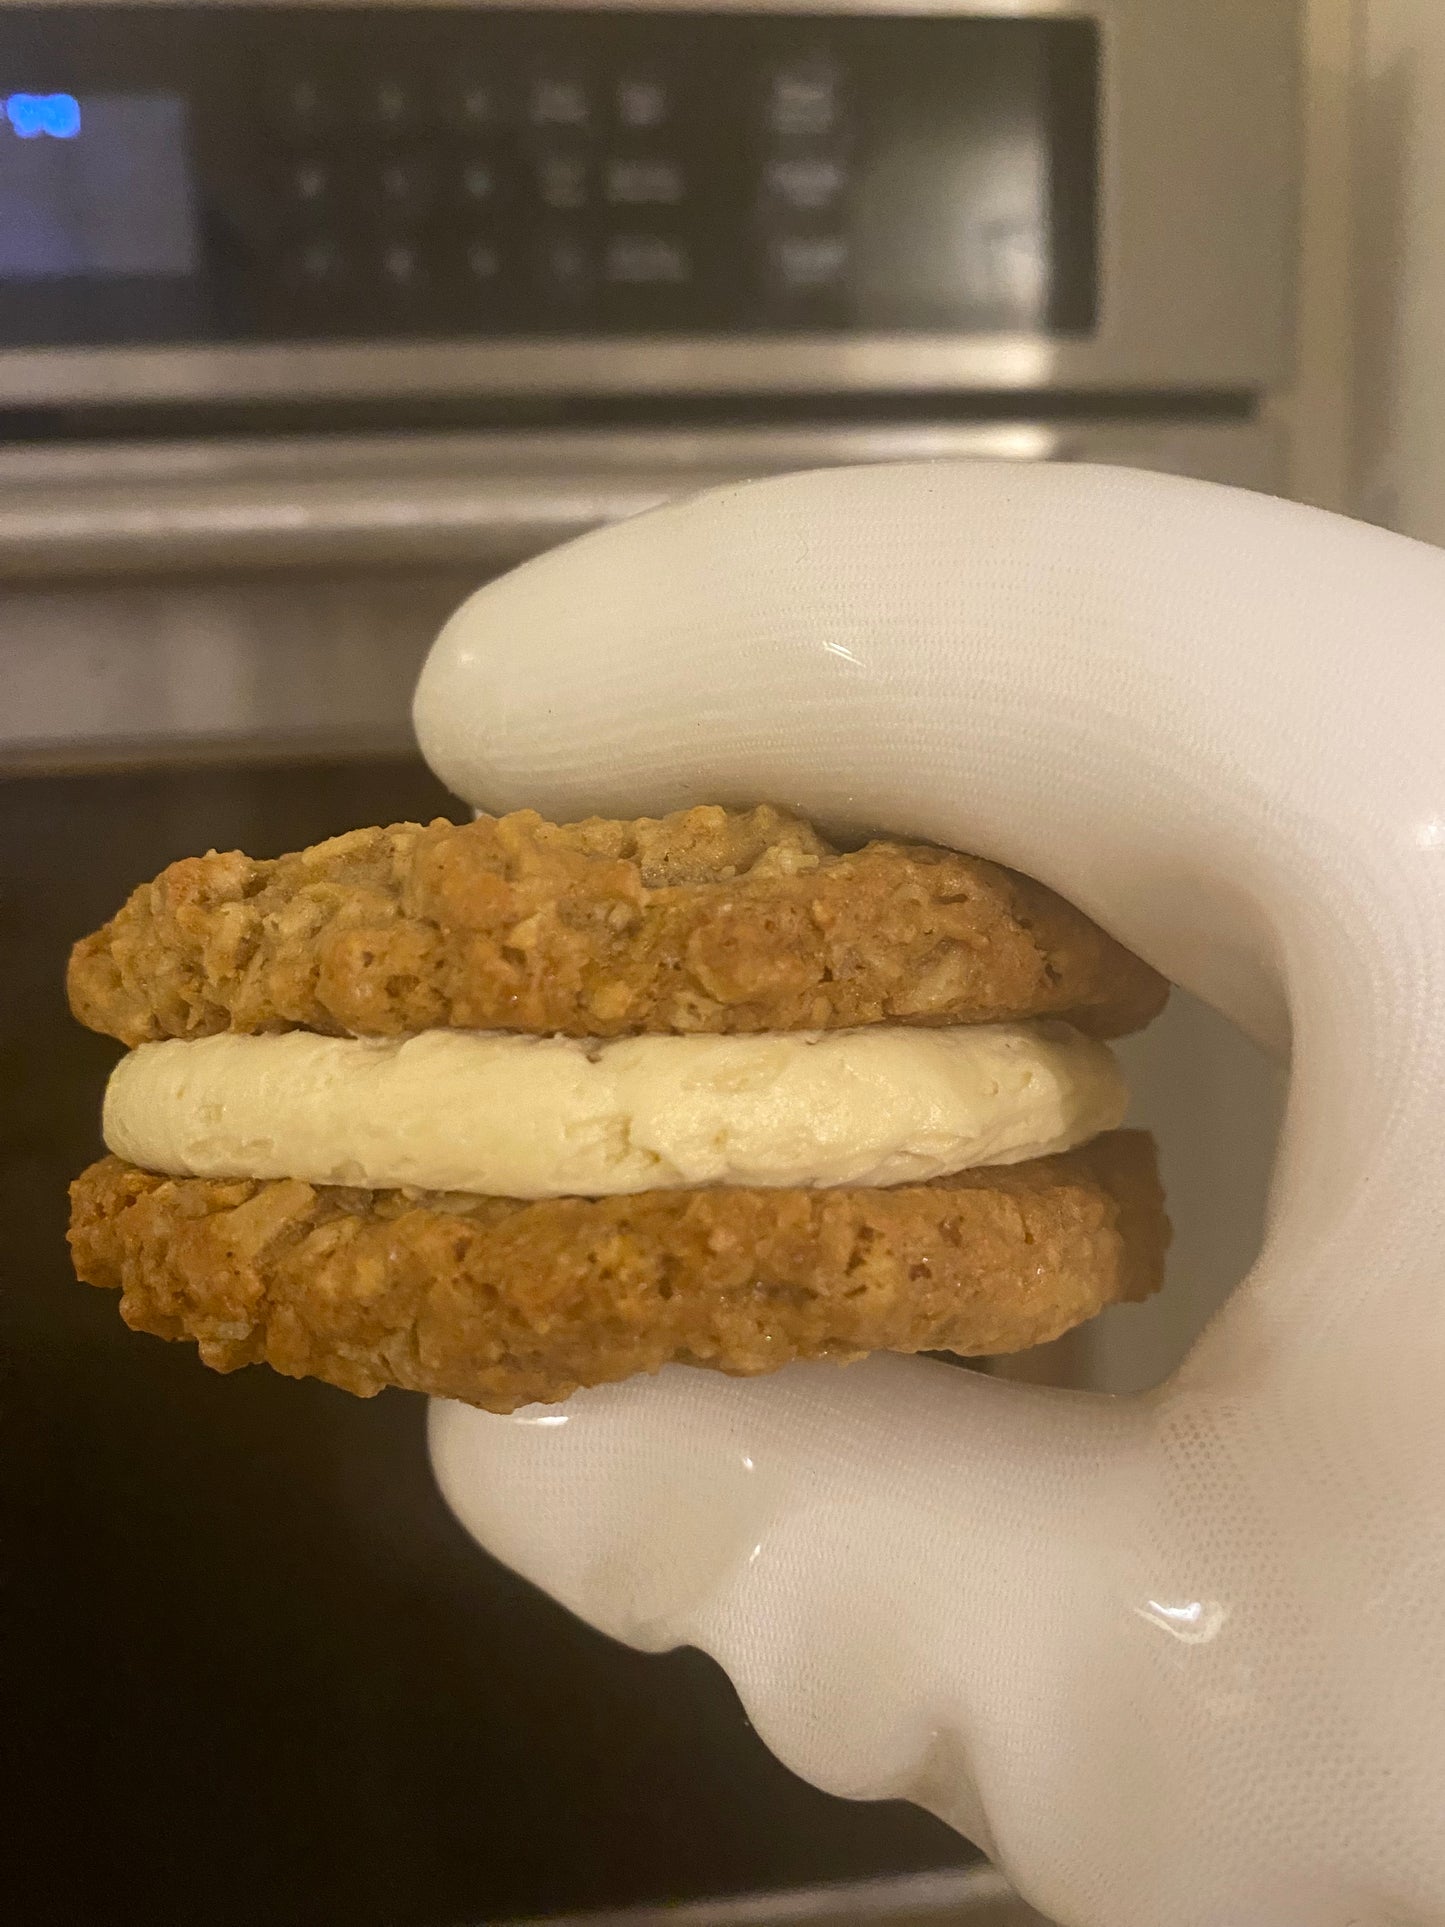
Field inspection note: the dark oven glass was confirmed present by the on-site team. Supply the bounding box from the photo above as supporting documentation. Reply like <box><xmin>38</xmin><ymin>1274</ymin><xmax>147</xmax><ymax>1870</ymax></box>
<box><xmin>3</xmin><ymin>758</ymin><xmax>971</xmax><ymax>1927</ymax></box>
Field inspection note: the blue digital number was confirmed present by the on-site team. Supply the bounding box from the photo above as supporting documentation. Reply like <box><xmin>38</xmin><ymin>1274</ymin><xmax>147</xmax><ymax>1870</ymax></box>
<box><xmin>3</xmin><ymin>92</ymin><xmax>83</xmax><ymax>139</ymax></box>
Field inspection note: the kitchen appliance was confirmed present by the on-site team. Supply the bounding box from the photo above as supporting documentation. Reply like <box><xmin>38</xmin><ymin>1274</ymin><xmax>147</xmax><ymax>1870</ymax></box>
<box><xmin>1</xmin><ymin>0</ymin><xmax>1300</xmax><ymax>764</ymax></box>
<box><xmin>3</xmin><ymin>5</ymin><xmax>1297</xmax><ymax>1922</ymax></box>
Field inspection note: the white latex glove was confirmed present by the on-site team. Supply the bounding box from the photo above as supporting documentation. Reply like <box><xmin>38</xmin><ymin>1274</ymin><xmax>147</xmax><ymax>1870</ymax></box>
<box><xmin>413</xmin><ymin>463</ymin><xmax>1445</xmax><ymax>1927</ymax></box>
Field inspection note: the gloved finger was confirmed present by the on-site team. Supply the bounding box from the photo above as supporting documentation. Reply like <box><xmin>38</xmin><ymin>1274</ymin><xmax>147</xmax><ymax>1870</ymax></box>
<box><xmin>417</xmin><ymin>464</ymin><xmax>1445</xmax><ymax>1927</ymax></box>
<box><xmin>414</xmin><ymin>460</ymin><xmax>1445</xmax><ymax>1058</ymax></box>
<box><xmin>429</xmin><ymin>1351</ymin><xmax>1120</xmax><ymax>1862</ymax></box>
<box><xmin>414</xmin><ymin>458</ymin><xmax>1445</xmax><ymax>1359</ymax></box>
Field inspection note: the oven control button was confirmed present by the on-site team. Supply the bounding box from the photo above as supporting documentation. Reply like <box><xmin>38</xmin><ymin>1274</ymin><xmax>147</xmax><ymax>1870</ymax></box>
<box><xmin>528</xmin><ymin>72</ymin><xmax>591</xmax><ymax>131</ymax></box>
<box><xmin>604</xmin><ymin>154</ymin><xmax>686</xmax><ymax>208</ymax></box>
<box><xmin>267</xmin><ymin>75</ymin><xmax>336</xmax><ymax>142</ymax></box>
<box><xmin>763</xmin><ymin>54</ymin><xmax>845</xmax><ymax>139</ymax></box>
<box><xmin>765</xmin><ymin>229</ymin><xmax>850</xmax><ymax>293</ymax></box>
<box><xmin>366</xmin><ymin>78</ymin><xmax>421</xmax><ymax>137</ymax></box>
<box><xmin>536</xmin><ymin>228</ymin><xmax>596</xmax><ymax>301</ymax></box>
<box><xmin>460</xmin><ymin>234</ymin><xmax>505</xmax><ymax>285</ymax></box>
<box><xmin>374</xmin><ymin>155</ymin><xmax>437</xmax><ymax>223</ymax></box>
<box><xmin>762</xmin><ymin>151</ymin><xmax>848</xmax><ymax>214</ymax></box>
<box><xmin>377</xmin><ymin>239</ymin><xmax>428</xmax><ymax>294</ymax></box>
<box><xmin>281</xmin><ymin>236</ymin><xmax>348</xmax><ymax>293</ymax></box>
<box><xmin>450</xmin><ymin>75</ymin><xmax>506</xmax><ymax>134</ymax></box>
<box><xmin>604</xmin><ymin>231</ymin><xmax>691</xmax><ymax>286</ymax></box>
<box><xmin>534</xmin><ymin>149</ymin><xmax>591</xmax><ymax>212</ymax></box>
<box><xmin>614</xmin><ymin>74</ymin><xmax>672</xmax><ymax>132</ymax></box>
<box><xmin>281</xmin><ymin>157</ymin><xmax>336</xmax><ymax>223</ymax></box>
<box><xmin>456</xmin><ymin>153</ymin><xmax>508</xmax><ymax>210</ymax></box>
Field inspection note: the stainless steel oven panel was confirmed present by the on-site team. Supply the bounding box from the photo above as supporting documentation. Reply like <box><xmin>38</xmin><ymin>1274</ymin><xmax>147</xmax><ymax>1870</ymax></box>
<box><xmin>0</xmin><ymin>0</ymin><xmax>1299</xmax><ymax>410</ymax></box>
<box><xmin>0</xmin><ymin>414</ymin><xmax>1283</xmax><ymax>770</ymax></box>
<box><xmin>0</xmin><ymin>416</ymin><xmax>1284</xmax><ymax>582</ymax></box>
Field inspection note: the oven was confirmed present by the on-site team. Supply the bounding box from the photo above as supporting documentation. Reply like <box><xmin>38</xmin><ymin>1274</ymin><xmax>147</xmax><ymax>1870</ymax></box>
<box><xmin>0</xmin><ymin>0</ymin><xmax>1299</xmax><ymax>767</ymax></box>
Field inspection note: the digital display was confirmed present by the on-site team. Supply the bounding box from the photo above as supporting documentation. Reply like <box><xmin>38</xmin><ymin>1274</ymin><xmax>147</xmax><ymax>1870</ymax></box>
<box><xmin>0</xmin><ymin>92</ymin><xmax>197</xmax><ymax>278</ymax></box>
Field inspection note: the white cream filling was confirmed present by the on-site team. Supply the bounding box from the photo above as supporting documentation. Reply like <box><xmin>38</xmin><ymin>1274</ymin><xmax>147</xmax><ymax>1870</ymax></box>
<box><xmin>102</xmin><ymin>1023</ymin><xmax>1128</xmax><ymax>1200</ymax></box>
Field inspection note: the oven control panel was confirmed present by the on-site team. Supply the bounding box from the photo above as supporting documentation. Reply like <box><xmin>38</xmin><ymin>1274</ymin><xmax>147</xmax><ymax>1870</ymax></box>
<box><xmin>0</xmin><ymin>7</ymin><xmax>1097</xmax><ymax>348</ymax></box>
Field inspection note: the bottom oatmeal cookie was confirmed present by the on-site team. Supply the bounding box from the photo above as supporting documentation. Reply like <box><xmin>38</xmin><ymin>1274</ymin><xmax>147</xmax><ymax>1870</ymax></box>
<box><xmin>69</xmin><ymin>1132</ymin><xmax>1166</xmax><ymax>1413</ymax></box>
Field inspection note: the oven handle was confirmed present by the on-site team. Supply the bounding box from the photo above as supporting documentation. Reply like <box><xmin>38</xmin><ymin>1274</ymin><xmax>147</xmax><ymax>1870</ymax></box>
<box><xmin>0</xmin><ymin>424</ymin><xmax>1067</xmax><ymax>581</ymax></box>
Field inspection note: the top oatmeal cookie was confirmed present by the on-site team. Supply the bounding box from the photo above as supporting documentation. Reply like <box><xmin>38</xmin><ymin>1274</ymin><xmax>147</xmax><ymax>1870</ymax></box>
<box><xmin>67</xmin><ymin>803</ymin><xmax>1168</xmax><ymax>1047</ymax></box>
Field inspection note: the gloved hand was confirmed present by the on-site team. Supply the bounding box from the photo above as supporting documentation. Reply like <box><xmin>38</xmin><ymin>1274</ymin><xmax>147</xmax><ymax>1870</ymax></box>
<box><xmin>413</xmin><ymin>462</ymin><xmax>1445</xmax><ymax>1927</ymax></box>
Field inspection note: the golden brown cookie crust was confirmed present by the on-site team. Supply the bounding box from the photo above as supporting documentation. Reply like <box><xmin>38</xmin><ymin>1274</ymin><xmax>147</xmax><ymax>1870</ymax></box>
<box><xmin>68</xmin><ymin>803</ymin><xmax>1167</xmax><ymax>1048</ymax></box>
<box><xmin>69</xmin><ymin>1132</ymin><xmax>1166</xmax><ymax>1413</ymax></box>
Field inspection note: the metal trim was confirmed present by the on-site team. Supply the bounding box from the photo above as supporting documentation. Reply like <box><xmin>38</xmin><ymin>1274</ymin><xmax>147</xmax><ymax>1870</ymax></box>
<box><xmin>0</xmin><ymin>419</ymin><xmax>1057</xmax><ymax>575</ymax></box>
<box><xmin>0</xmin><ymin>417</ymin><xmax>1284</xmax><ymax>580</ymax></box>
<box><xmin>492</xmin><ymin>1865</ymin><xmax>1049</xmax><ymax>1927</ymax></box>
